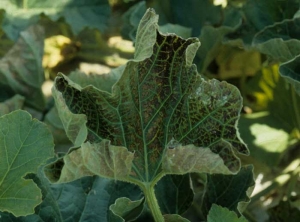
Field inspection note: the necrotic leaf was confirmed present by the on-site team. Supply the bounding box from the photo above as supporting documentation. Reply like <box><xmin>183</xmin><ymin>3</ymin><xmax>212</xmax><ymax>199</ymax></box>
<box><xmin>52</xmin><ymin>9</ymin><xmax>248</xmax><ymax>184</ymax></box>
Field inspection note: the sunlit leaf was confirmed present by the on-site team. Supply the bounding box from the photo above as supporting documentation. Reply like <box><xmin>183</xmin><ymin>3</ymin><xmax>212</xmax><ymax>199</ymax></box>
<box><xmin>207</xmin><ymin>204</ymin><xmax>248</xmax><ymax>222</ymax></box>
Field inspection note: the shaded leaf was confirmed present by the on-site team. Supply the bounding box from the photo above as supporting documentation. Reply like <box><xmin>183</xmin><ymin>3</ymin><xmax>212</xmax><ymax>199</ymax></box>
<box><xmin>268</xmin><ymin>200</ymin><xmax>300</xmax><ymax>222</ymax></box>
<box><xmin>151</xmin><ymin>0</ymin><xmax>222</xmax><ymax>36</ymax></box>
<box><xmin>244</xmin><ymin>64</ymin><xmax>300</xmax><ymax>135</ymax></box>
<box><xmin>163</xmin><ymin>214</ymin><xmax>190</xmax><ymax>222</ymax></box>
<box><xmin>225</xmin><ymin>0</ymin><xmax>299</xmax><ymax>45</ymax></box>
<box><xmin>0</xmin><ymin>10</ymin><xmax>14</xmax><ymax>57</ymax></box>
<box><xmin>0</xmin><ymin>110</ymin><xmax>54</xmax><ymax>216</ymax></box>
<box><xmin>252</xmin><ymin>18</ymin><xmax>300</xmax><ymax>95</ymax></box>
<box><xmin>0</xmin><ymin>25</ymin><xmax>45</xmax><ymax>110</ymax></box>
<box><xmin>201</xmin><ymin>165</ymin><xmax>255</xmax><ymax>217</ymax></box>
<box><xmin>44</xmin><ymin>106</ymin><xmax>70</xmax><ymax>146</ymax></box>
<box><xmin>207</xmin><ymin>204</ymin><xmax>248</xmax><ymax>222</ymax></box>
<box><xmin>196</xmin><ymin>5</ymin><xmax>242</xmax><ymax>72</ymax></box>
<box><xmin>0</xmin><ymin>0</ymin><xmax>110</xmax><ymax>40</ymax></box>
<box><xmin>253</xmin><ymin>18</ymin><xmax>300</xmax><ymax>62</ymax></box>
<box><xmin>0</xmin><ymin>175</ymin><xmax>143</xmax><ymax>222</ymax></box>
<box><xmin>109</xmin><ymin>197</ymin><xmax>144</xmax><ymax>221</ymax></box>
<box><xmin>155</xmin><ymin>174</ymin><xmax>193</xmax><ymax>215</ymax></box>
<box><xmin>0</xmin><ymin>94</ymin><xmax>25</xmax><ymax>116</ymax></box>
<box><xmin>121</xmin><ymin>1</ymin><xmax>147</xmax><ymax>41</ymax></box>
<box><xmin>279</xmin><ymin>56</ymin><xmax>300</xmax><ymax>96</ymax></box>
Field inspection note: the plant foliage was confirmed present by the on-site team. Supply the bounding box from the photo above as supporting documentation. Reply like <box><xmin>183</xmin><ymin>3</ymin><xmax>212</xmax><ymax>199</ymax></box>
<box><xmin>0</xmin><ymin>0</ymin><xmax>299</xmax><ymax>221</ymax></box>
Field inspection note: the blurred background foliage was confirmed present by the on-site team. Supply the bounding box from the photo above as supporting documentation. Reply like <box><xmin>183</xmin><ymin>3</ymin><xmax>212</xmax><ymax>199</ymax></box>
<box><xmin>0</xmin><ymin>0</ymin><xmax>299</xmax><ymax>221</ymax></box>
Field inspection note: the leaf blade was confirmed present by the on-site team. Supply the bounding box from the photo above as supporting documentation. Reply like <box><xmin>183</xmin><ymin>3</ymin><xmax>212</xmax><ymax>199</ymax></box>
<box><xmin>0</xmin><ymin>110</ymin><xmax>54</xmax><ymax>216</ymax></box>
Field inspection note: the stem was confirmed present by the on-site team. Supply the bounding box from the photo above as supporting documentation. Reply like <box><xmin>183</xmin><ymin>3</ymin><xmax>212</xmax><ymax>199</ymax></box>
<box><xmin>141</xmin><ymin>182</ymin><xmax>164</xmax><ymax>222</ymax></box>
<box><xmin>291</xmin><ymin>87</ymin><xmax>300</xmax><ymax>137</ymax></box>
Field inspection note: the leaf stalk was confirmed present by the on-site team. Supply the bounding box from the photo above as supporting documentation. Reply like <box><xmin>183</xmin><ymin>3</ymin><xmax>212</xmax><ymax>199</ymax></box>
<box><xmin>142</xmin><ymin>182</ymin><xmax>164</xmax><ymax>222</ymax></box>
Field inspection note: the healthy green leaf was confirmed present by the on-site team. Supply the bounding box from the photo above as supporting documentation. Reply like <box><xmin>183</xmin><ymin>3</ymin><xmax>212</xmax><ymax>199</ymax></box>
<box><xmin>253</xmin><ymin>18</ymin><xmax>300</xmax><ymax>62</ymax></box>
<box><xmin>196</xmin><ymin>5</ymin><xmax>243</xmax><ymax>72</ymax></box>
<box><xmin>109</xmin><ymin>197</ymin><xmax>144</xmax><ymax>221</ymax></box>
<box><xmin>0</xmin><ymin>10</ymin><xmax>14</xmax><ymax>57</ymax></box>
<box><xmin>68</xmin><ymin>67</ymin><xmax>124</xmax><ymax>94</ymax></box>
<box><xmin>239</xmin><ymin>114</ymin><xmax>290</xmax><ymax>167</ymax></box>
<box><xmin>279</xmin><ymin>56</ymin><xmax>300</xmax><ymax>96</ymax></box>
<box><xmin>244</xmin><ymin>64</ymin><xmax>300</xmax><ymax>138</ymax></box>
<box><xmin>0</xmin><ymin>110</ymin><xmax>54</xmax><ymax>216</ymax></box>
<box><xmin>252</xmin><ymin>18</ymin><xmax>300</xmax><ymax>95</ymax></box>
<box><xmin>0</xmin><ymin>0</ymin><xmax>110</xmax><ymax>40</ymax></box>
<box><xmin>163</xmin><ymin>214</ymin><xmax>190</xmax><ymax>222</ymax></box>
<box><xmin>0</xmin><ymin>174</ymin><xmax>143</xmax><ymax>222</ymax></box>
<box><xmin>151</xmin><ymin>0</ymin><xmax>222</xmax><ymax>36</ymax></box>
<box><xmin>121</xmin><ymin>1</ymin><xmax>147</xmax><ymax>41</ymax></box>
<box><xmin>44</xmin><ymin>106</ymin><xmax>70</xmax><ymax>147</ymax></box>
<box><xmin>0</xmin><ymin>25</ymin><xmax>45</xmax><ymax>110</ymax></box>
<box><xmin>159</xmin><ymin>24</ymin><xmax>192</xmax><ymax>39</ymax></box>
<box><xmin>0</xmin><ymin>95</ymin><xmax>25</xmax><ymax>116</ymax></box>
<box><xmin>201</xmin><ymin>165</ymin><xmax>255</xmax><ymax>217</ymax></box>
<box><xmin>52</xmin><ymin>8</ymin><xmax>248</xmax><ymax>183</ymax></box>
<box><xmin>207</xmin><ymin>204</ymin><xmax>248</xmax><ymax>222</ymax></box>
<box><xmin>225</xmin><ymin>0</ymin><xmax>299</xmax><ymax>45</ymax></box>
<box><xmin>155</xmin><ymin>174</ymin><xmax>193</xmax><ymax>215</ymax></box>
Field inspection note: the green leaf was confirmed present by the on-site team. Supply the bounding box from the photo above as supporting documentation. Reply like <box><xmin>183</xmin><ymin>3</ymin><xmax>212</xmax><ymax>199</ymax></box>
<box><xmin>1</xmin><ymin>0</ymin><xmax>110</xmax><ymax>40</ymax></box>
<box><xmin>163</xmin><ymin>214</ymin><xmax>190</xmax><ymax>222</ymax></box>
<box><xmin>251</xmin><ymin>18</ymin><xmax>300</xmax><ymax>95</ymax></box>
<box><xmin>109</xmin><ymin>197</ymin><xmax>144</xmax><ymax>221</ymax></box>
<box><xmin>244</xmin><ymin>64</ymin><xmax>300</xmax><ymax>138</ymax></box>
<box><xmin>0</xmin><ymin>95</ymin><xmax>25</xmax><ymax>116</ymax></box>
<box><xmin>225</xmin><ymin>0</ymin><xmax>299</xmax><ymax>45</ymax></box>
<box><xmin>151</xmin><ymin>0</ymin><xmax>222</xmax><ymax>36</ymax></box>
<box><xmin>121</xmin><ymin>1</ymin><xmax>147</xmax><ymax>41</ymax></box>
<box><xmin>159</xmin><ymin>24</ymin><xmax>192</xmax><ymax>39</ymax></box>
<box><xmin>0</xmin><ymin>175</ymin><xmax>143</xmax><ymax>222</ymax></box>
<box><xmin>0</xmin><ymin>25</ymin><xmax>45</xmax><ymax>110</ymax></box>
<box><xmin>253</xmin><ymin>18</ymin><xmax>300</xmax><ymax>62</ymax></box>
<box><xmin>0</xmin><ymin>10</ymin><xmax>14</xmax><ymax>57</ymax></box>
<box><xmin>155</xmin><ymin>174</ymin><xmax>193</xmax><ymax>215</ymax></box>
<box><xmin>52</xmin><ymin>8</ymin><xmax>247</xmax><ymax>183</ymax></box>
<box><xmin>196</xmin><ymin>5</ymin><xmax>242</xmax><ymax>72</ymax></box>
<box><xmin>0</xmin><ymin>110</ymin><xmax>54</xmax><ymax>216</ymax></box>
<box><xmin>68</xmin><ymin>67</ymin><xmax>124</xmax><ymax>93</ymax></box>
<box><xmin>279</xmin><ymin>56</ymin><xmax>300</xmax><ymax>96</ymax></box>
<box><xmin>44</xmin><ymin>106</ymin><xmax>70</xmax><ymax>148</ymax></box>
<box><xmin>51</xmin><ymin>79</ymin><xmax>88</xmax><ymax>146</ymax></box>
<box><xmin>201</xmin><ymin>165</ymin><xmax>255</xmax><ymax>217</ymax></box>
<box><xmin>207</xmin><ymin>204</ymin><xmax>248</xmax><ymax>222</ymax></box>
